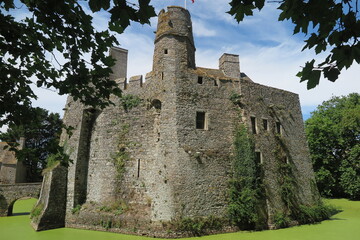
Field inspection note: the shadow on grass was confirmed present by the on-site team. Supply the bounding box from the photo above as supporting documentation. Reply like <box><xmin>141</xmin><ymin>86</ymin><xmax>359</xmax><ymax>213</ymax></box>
<box><xmin>12</xmin><ymin>212</ymin><xmax>30</xmax><ymax>216</ymax></box>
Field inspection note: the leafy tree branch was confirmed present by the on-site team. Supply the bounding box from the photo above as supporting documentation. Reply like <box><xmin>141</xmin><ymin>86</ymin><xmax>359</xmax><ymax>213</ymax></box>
<box><xmin>228</xmin><ymin>0</ymin><xmax>360</xmax><ymax>89</ymax></box>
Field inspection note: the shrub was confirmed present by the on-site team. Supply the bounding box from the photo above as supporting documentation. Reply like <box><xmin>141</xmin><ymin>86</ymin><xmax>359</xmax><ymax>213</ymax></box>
<box><xmin>296</xmin><ymin>203</ymin><xmax>340</xmax><ymax>224</ymax></box>
<box><xmin>176</xmin><ymin>216</ymin><xmax>224</xmax><ymax>236</ymax></box>
<box><xmin>273</xmin><ymin>212</ymin><xmax>291</xmax><ymax>228</ymax></box>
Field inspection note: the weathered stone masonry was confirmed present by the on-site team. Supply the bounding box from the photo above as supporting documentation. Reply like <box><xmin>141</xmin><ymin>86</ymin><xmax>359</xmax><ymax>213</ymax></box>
<box><xmin>37</xmin><ymin>6</ymin><xmax>319</xmax><ymax>237</ymax></box>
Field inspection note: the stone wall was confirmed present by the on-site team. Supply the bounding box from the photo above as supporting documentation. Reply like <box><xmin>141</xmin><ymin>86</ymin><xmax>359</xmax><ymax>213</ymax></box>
<box><xmin>0</xmin><ymin>183</ymin><xmax>41</xmax><ymax>216</ymax></box>
<box><xmin>31</xmin><ymin>164</ymin><xmax>68</xmax><ymax>231</ymax></box>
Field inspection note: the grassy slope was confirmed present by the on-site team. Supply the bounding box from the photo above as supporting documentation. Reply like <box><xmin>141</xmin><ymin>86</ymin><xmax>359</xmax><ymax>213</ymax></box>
<box><xmin>0</xmin><ymin>198</ymin><xmax>359</xmax><ymax>240</ymax></box>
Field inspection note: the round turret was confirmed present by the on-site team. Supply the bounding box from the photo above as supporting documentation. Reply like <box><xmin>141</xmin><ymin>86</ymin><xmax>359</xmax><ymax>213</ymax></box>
<box><xmin>155</xmin><ymin>6</ymin><xmax>195</xmax><ymax>47</ymax></box>
<box><xmin>153</xmin><ymin>6</ymin><xmax>196</xmax><ymax>71</ymax></box>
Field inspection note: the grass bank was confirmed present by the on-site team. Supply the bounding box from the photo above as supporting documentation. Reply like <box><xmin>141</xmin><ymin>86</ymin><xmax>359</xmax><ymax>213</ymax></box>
<box><xmin>0</xmin><ymin>198</ymin><xmax>359</xmax><ymax>240</ymax></box>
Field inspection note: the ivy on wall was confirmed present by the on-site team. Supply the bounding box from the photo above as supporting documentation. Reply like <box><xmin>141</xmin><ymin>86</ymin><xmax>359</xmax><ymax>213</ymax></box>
<box><xmin>112</xmin><ymin>124</ymin><xmax>131</xmax><ymax>181</ymax></box>
<box><xmin>120</xmin><ymin>94</ymin><xmax>141</xmax><ymax>112</ymax></box>
<box><xmin>274</xmin><ymin>135</ymin><xmax>339</xmax><ymax>228</ymax></box>
<box><xmin>228</xmin><ymin>122</ymin><xmax>265</xmax><ymax>229</ymax></box>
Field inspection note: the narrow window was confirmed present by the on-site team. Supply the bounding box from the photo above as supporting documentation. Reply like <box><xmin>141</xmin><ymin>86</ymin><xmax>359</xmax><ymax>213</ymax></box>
<box><xmin>164</xmin><ymin>49</ymin><xmax>168</xmax><ymax>54</ymax></box>
<box><xmin>161</xmin><ymin>72</ymin><xmax>164</xmax><ymax>80</ymax></box>
<box><xmin>276</xmin><ymin>121</ymin><xmax>282</xmax><ymax>135</ymax></box>
<box><xmin>137</xmin><ymin>159</ymin><xmax>141</xmax><ymax>178</ymax></box>
<box><xmin>255</xmin><ymin>151</ymin><xmax>262</xmax><ymax>164</ymax></box>
<box><xmin>197</xmin><ymin>76</ymin><xmax>203</xmax><ymax>84</ymax></box>
<box><xmin>214</xmin><ymin>79</ymin><xmax>218</xmax><ymax>86</ymax></box>
<box><xmin>251</xmin><ymin>116</ymin><xmax>257</xmax><ymax>134</ymax></box>
<box><xmin>263</xmin><ymin>119</ymin><xmax>268</xmax><ymax>131</ymax></box>
<box><xmin>196</xmin><ymin>112</ymin><xmax>208</xmax><ymax>130</ymax></box>
<box><xmin>285</xmin><ymin>157</ymin><xmax>289</xmax><ymax>164</ymax></box>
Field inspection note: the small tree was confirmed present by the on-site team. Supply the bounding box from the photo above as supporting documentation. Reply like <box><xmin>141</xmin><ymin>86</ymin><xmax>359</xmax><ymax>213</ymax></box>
<box><xmin>305</xmin><ymin>93</ymin><xmax>360</xmax><ymax>199</ymax></box>
<box><xmin>0</xmin><ymin>107</ymin><xmax>63</xmax><ymax>182</ymax></box>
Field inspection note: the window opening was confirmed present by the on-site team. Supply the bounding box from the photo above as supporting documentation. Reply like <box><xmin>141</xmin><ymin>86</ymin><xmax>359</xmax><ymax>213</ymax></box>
<box><xmin>263</xmin><ymin>119</ymin><xmax>268</xmax><ymax>131</ymax></box>
<box><xmin>197</xmin><ymin>76</ymin><xmax>203</xmax><ymax>84</ymax></box>
<box><xmin>276</xmin><ymin>122</ymin><xmax>282</xmax><ymax>135</ymax></box>
<box><xmin>164</xmin><ymin>49</ymin><xmax>168</xmax><ymax>54</ymax></box>
<box><xmin>251</xmin><ymin>116</ymin><xmax>257</xmax><ymax>134</ymax></box>
<box><xmin>196</xmin><ymin>112</ymin><xmax>208</xmax><ymax>130</ymax></box>
<box><xmin>255</xmin><ymin>151</ymin><xmax>262</xmax><ymax>164</ymax></box>
<box><xmin>161</xmin><ymin>72</ymin><xmax>164</xmax><ymax>80</ymax></box>
<box><xmin>214</xmin><ymin>79</ymin><xmax>218</xmax><ymax>86</ymax></box>
<box><xmin>137</xmin><ymin>159</ymin><xmax>141</xmax><ymax>178</ymax></box>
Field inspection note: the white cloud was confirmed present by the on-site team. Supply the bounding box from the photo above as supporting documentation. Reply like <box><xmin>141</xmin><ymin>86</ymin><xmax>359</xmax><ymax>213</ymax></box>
<box><xmin>192</xmin><ymin>19</ymin><xmax>217</xmax><ymax>37</ymax></box>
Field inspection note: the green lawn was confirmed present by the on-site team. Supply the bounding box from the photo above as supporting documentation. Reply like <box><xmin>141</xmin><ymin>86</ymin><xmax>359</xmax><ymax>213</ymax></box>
<box><xmin>0</xmin><ymin>198</ymin><xmax>359</xmax><ymax>240</ymax></box>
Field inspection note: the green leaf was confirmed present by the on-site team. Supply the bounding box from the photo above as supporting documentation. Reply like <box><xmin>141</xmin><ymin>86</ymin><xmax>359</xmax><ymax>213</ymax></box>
<box><xmin>323</xmin><ymin>67</ymin><xmax>340</xmax><ymax>82</ymax></box>
<box><xmin>306</xmin><ymin>69</ymin><xmax>321</xmax><ymax>89</ymax></box>
<box><xmin>89</xmin><ymin>0</ymin><xmax>102</xmax><ymax>12</ymax></box>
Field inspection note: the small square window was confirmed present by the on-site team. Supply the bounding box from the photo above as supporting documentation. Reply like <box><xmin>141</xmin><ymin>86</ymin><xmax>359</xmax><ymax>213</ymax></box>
<box><xmin>198</xmin><ymin>76</ymin><xmax>203</xmax><ymax>84</ymax></box>
<box><xmin>251</xmin><ymin>116</ymin><xmax>257</xmax><ymax>134</ymax></box>
<box><xmin>164</xmin><ymin>49</ymin><xmax>168</xmax><ymax>54</ymax></box>
<box><xmin>196</xmin><ymin>112</ymin><xmax>208</xmax><ymax>130</ymax></box>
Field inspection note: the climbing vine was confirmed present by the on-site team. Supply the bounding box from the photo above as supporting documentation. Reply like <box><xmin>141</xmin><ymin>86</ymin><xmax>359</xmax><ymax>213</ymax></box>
<box><xmin>274</xmin><ymin>135</ymin><xmax>339</xmax><ymax>228</ymax></box>
<box><xmin>228</xmin><ymin>122</ymin><xmax>265</xmax><ymax>229</ymax></box>
<box><xmin>112</xmin><ymin>124</ymin><xmax>131</xmax><ymax>181</ymax></box>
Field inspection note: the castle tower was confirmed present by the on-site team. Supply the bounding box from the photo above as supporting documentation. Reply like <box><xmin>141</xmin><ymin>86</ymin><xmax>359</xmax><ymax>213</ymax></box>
<box><xmin>153</xmin><ymin>6</ymin><xmax>196</xmax><ymax>74</ymax></box>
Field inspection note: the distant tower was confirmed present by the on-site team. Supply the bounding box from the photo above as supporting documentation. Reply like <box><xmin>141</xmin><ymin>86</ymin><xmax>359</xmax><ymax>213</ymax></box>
<box><xmin>153</xmin><ymin>6</ymin><xmax>196</xmax><ymax>75</ymax></box>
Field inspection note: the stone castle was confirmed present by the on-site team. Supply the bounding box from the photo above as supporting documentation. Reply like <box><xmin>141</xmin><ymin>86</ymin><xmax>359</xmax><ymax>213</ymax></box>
<box><xmin>32</xmin><ymin>6</ymin><xmax>319</xmax><ymax>237</ymax></box>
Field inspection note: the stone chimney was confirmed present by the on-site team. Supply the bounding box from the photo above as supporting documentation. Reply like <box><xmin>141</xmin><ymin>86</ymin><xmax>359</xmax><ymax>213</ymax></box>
<box><xmin>219</xmin><ymin>53</ymin><xmax>240</xmax><ymax>79</ymax></box>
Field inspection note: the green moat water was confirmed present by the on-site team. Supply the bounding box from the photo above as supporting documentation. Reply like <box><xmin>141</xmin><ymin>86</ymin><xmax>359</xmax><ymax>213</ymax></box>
<box><xmin>0</xmin><ymin>198</ymin><xmax>359</xmax><ymax>240</ymax></box>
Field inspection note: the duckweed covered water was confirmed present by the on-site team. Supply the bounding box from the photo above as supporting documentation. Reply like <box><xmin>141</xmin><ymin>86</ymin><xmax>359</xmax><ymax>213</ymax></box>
<box><xmin>0</xmin><ymin>198</ymin><xmax>359</xmax><ymax>240</ymax></box>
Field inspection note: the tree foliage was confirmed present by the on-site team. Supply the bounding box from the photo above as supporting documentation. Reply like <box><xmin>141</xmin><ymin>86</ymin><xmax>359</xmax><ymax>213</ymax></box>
<box><xmin>228</xmin><ymin>0</ymin><xmax>360</xmax><ymax>89</ymax></box>
<box><xmin>0</xmin><ymin>107</ymin><xmax>63</xmax><ymax>181</ymax></box>
<box><xmin>0</xmin><ymin>0</ymin><xmax>156</xmax><ymax>127</ymax></box>
<box><xmin>305</xmin><ymin>93</ymin><xmax>360</xmax><ymax>200</ymax></box>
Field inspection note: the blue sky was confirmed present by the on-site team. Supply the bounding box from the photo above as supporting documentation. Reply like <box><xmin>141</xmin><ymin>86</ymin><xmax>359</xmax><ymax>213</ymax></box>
<box><xmin>1</xmin><ymin>0</ymin><xmax>359</xmax><ymax>132</ymax></box>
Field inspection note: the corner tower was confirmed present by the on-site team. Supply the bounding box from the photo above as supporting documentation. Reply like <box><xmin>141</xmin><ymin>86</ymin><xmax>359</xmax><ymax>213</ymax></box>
<box><xmin>153</xmin><ymin>6</ymin><xmax>196</xmax><ymax>74</ymax></box>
